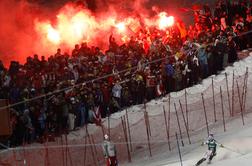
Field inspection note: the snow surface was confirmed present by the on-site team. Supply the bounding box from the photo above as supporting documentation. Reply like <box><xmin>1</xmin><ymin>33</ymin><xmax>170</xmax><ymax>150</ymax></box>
<box><xmin>69</xmin><ymin>50</ymin><xmax>252</xmax><ymax>138</ymax></box>
<box><xmin>120</xmin><ymin>51</ymin><xmax>252</xmax><ymax>166</ymax></box>
<box><xmin>64</xmin><ymin>51</ymin><xmax>252</xmax><ymax>166</ymax></box>
<box><xmin>125</xmin><ymin>111</ymin><xmax>252</xmax><ymax>166</ymax></box>
<box><xmin>1</xmin><ymin>52</ymin><xmax>252</xmax><ymax>166</ymax></box>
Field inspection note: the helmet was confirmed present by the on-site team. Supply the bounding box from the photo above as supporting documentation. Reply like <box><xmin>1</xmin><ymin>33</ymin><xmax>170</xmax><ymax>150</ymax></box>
<box><xmin>104</xmin><ymin>134</ymin><xmax>109</xmax><ymax>140</ymax></box>
<box><xmin>208</xmin><ymin>133</ymin><xmax>214</xmax><ymax>141</ymax></box>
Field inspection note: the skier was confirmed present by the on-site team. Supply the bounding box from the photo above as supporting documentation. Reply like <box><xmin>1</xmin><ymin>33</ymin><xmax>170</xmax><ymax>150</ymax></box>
<box><xmin>102</xmin><ymin>134</ymin><xmax>118</xmax><ymax>166</ymax></box>
<box><xmin>195</xmin><ymin>133</ymin><xmax>223</xmax><ymax>165</ymax></box>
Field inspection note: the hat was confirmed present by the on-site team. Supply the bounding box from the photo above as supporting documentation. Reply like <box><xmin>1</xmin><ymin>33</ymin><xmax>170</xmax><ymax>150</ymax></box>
<box><xmin>70</xmin><ymin>97</ymin><xmax>76</xmax><ymax>104</ymax></box>
<box><xmin>104</xmin><ymin>134</ymin><xmax>109</xmax><ymax>140</ymax></box>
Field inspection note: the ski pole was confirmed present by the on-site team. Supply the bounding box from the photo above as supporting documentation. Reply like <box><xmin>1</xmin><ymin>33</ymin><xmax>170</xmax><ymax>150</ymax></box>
<box><xmin>217</xmin><ymin>141</ymin><xmax>246</xmax><ymax>155</ymax></box>
<box><xmin>175</xmin><ymin>132</ymin><xmax>183</xmax><ymax>166</ymax></box>
<box><xmin>221</xmin><ymin>145</ymin><xmax>246</xmax><ymax>155</ymax></box>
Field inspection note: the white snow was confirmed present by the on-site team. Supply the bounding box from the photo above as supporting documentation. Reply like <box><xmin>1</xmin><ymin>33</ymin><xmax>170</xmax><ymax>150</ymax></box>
<box><xmin>1</xmin><ymin>52</ymin><xmax>252</xmax><ymax>166</ymax></box>
<box><xmin>71</xmin><ymin>51</ymin><xmax>252</xmax><ymax>137</ymax></box>
<box><xmin>134</xmin><ymin>112</ymin><xmax>252</xmax><ymax>166</ymax></box>
<box><xmin>65</xmin><ymin>52</ymin><xmax>252</xmax><ymax>166</ymax></box>
<box><xmin>120</xmin><ymin>52</ymin><xmax>252</xmax><ymax>166</ymax></box>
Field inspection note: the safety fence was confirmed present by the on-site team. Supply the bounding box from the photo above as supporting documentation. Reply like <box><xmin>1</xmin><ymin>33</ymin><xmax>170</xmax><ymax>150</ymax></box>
<box><xmin>0</xmin><ymin>56</ymin><xmax>252</xmax><ymax>166</ymax></box>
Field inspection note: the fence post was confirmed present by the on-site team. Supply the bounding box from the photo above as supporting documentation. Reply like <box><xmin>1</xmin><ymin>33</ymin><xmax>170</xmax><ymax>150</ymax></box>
<box><xmin>65</xmin><ymin>134</ymin><xmax>73</xmax><ymax>166</ymax></box>
<box><xmin>12</xmin><ymin>149</ymin><xmax>18</xmax><ymax>166</ymax></box>
<box><xmin>44</xmin><ymin>141</ymin><xmax>49</xmax><ymax>166</ymax></box>
<box><xmin>175</xmin><ymin>132</ymin><xmax>183</xmax><ymax>166</ymax></box>
<box><xmin>121</xmin><ymin>116</ymin><xmax>132</xmax><ymax>162</ymax></box>
<box><xmin>144</xmin><ymin>111</ymin><xmax>152</xmax><ymax>157</ymax></box>
<box><xmin>201</xmin><ymin>93</ymin><xmax>209</xmax><ymax>136</ymax></box>
<box><xmin>101</xmin><ymin>125</ymin><xmax>105</xmax><ymax>137</ymax></box>
<box><xmin>242</xmin><ymin>67</ymin><xmax>249</xmax><ymax>112</ymax></box>
<box><xmin>107</xmin><ymin>107</ymin><xmax>111</xmax><ymax>139</ymax></box>
<box><xmin>185</xmin><ymin>89</ymin><xmax>189</xmax><ymax>128</ymax></box>
<box><xmin>225</xmin><ymin>73</ymin><xmax>232</xmax><ymax>116</ymax></box>
<box><xmin>220</xmin><ymin>87</ymin><xmax>226</xmax><ymax>132</ymax></box>
<box><xmin>86</xmin><ymin>126</ymin><xmax>97</xmax><ymax>166</ymax></box>
<box><xmin>83</xmin><ymin>135</ymin><xmax>87</xmax><ymax>166</ymax></box>
<box><xmin>91</xmin><ymin>135</ymin><xmax>100</xmax><ymax>165</ymax></box>
<box><xmin>211</xmin><ymin>77</ymin><xmax>217</xmax><ymax>122</ymax></box>
<box><xmin>22</xmin><ymin>144</ymin><xmax>27</xmax><ymax>166</ymax></box>
<box><xmin>163</xmin><ymin>105</ymin><xmax>171</xmax><ymax>150</ymax></box>
<box><xmin>231</xmin><ymin>71</ymin><xmax>235</xmax><ymax>116</ymax></box>
<box><xmin>0</xmin><ymin>151</ymin><xmax>2</xmax><ymax>165</ymax></box>
<box><xmin>144</xmin><ymin>101</ymin><xmax>152</xmax><ymax>136</ymax></box>
<box><xmin>168</xmin><ymin>94</ymin><xmax>171</xmax><ymax>151</ymax></box>
<box><xmin>241</xmin><ymin>68</ymin><xmax>248</xmax><ymax>111</ymax></box>
<box><xmin>123</xmin><ymin>116</ymin><xmax>132</xmax><ymax>162</ymax></box>
<box><xmin>125</xmin><ymin>109</ymin><xmax>133</xmax><ymax>152</ymax></box>
<box><xmin>60</xmin><ymin>135</ymin><xmax>65</xmax><ymax>166</ymax></box>
<box><xmin>236</xmin><ymin>80</ymin><xmax>245</xmax><ymax>125</ymax></box>
<box><xmin>174</xmin><ymin>103</ymin><xmax>184</xmax><ymax>147</ymax></box>
<box><xmin>179</xmin><ymin>100</ymin><xmax>191</xmax><ymax>144</ymax></box>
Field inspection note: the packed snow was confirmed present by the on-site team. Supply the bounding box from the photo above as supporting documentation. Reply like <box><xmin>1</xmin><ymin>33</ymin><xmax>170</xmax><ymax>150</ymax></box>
<box><xmin>128</xmin><ymin>112</ymin><xmax>252</xmax><ymax>166</ymax></box>
<box><xmin>120</xmin><ymin>52</ymin><xmax>252</xmax><ymax>166</ymax></box>
<box><xmin>49</xmin><ymin>50</ymin><xmax>252</xmax><ymax>166</ymax></box>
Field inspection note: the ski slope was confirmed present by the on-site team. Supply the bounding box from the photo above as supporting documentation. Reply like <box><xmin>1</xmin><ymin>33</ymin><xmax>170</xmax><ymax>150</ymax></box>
<box><xmin>121</xmin><ymin>52</ymin><xmax>252</xmax><ymax>166</ymax></box>
<box><xmin>64</xmin><ymin>51</ymin><xmax>252</xmax><ymax>166</ymax></box>
<box><xmin>123</xmin><ymin>105</ymin><xmax>252</xmax><ymax>166</ymax></box>
<box><xmin>163</xmin><ymin>114</ymin><xmax>252</xmax><ymax>166</ymax></box>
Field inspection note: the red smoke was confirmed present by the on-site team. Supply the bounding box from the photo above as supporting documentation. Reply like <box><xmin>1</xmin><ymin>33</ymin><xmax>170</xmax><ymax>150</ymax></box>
<box><xmin>35</xmin><ymin>2</ymin><xmax>177</xmax><ymax>53</ymax></box>
<box><xmin>0</xmin><ymin>0</ymin><xmax>180</xmax><ymax>66</ymax></box>
<box><xmin>0</xmin><ymin>0</ymin><xmax>38</xmax><ymax>66</ymax></box>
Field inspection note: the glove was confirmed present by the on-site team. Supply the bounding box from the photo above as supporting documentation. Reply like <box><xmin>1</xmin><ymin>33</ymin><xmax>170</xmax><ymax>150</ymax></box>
<box><xmin>220</xmin><ymin>144</ymin><xmax>224</xmax><ymax>148</ymax></box>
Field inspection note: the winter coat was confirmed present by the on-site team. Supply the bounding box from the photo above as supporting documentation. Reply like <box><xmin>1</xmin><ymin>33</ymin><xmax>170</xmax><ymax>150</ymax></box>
<box><xmin>198</xmin><ymin>48</ymin><xmax>208</xmax><ymax>65</ymax></box>
<box><xmin>122</xmin><ymin>88</ymin><xmax>131</xmax><ymax>105</ymax></box>
<box><xmin>38</xmin><ymin>112</ymin><xmax>46</xmax><ymax>130</ymax></box>
<box><xmin>102</xmin><ymin>140</ymin><xmax>117</xmax><ymax>158</ymax></box>
<box><xmin>22</xmin><ymin>110</ymin><xmax>33</xmax><ymax>130</ymax></box>
<box><xmin>173</xmin><ymin>66</ymin><xmax>182</xmax><ymax>82</ymax></box>
<box><xmin>112</xmin><ymin>84</ymin><xmax>122</xmax><ymax>98</ymax></box>
<box><xmin>205</xmin><ymin>139</ymin><xmax>217</xmax><ymax>151</ymax></box>
<box><xmin>101</xmin><ymin>86</ymin><xmax>110</xmax><ymax>105</ymax></box>
<box><xmin>76</xmin><ymin>103</ymin><xmax>86</xmax><ymax>126</ymax></box>
<box><xmin>165</xmin><ymin>64</ymin><xmax>175</xmax><ymax>77</ymax></box>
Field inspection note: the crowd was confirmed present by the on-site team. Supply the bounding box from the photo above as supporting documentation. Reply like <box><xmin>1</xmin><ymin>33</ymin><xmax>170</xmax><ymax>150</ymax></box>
<box><xmin>0</xmin><ymin>0</ymin><xmax>251</xmax><ymax>147</ymax></box>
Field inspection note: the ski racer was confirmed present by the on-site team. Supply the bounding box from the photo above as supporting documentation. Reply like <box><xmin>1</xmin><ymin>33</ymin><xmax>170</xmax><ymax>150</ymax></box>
<box><xmin>195</xmin><ymin>133</ymin><xmax>223</xmax><ymax>165</ymax></box>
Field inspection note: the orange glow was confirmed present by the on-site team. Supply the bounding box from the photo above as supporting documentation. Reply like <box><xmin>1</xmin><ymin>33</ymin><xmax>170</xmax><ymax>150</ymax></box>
<box><xmin>115</xmin><ymin>22</ymin><xmax>126</xmax><ymax>32</ymax></box>
<box><xmin>158</xmin><ymin>12</ymin><xmax>174</xmax><ymax>30</ymax></box>
<box><xmin>35</xmin><ymin>4</ymin><xmax>99</xmax><ymax>49</ymax></box>
<box><xmin>34</xmin><ymin>2</ymin><xmax>178</xmax><ymax>54</ymax></box>
<box><xmin>47</xmin><ymin>26</ymin><xmax>61</xmax><ymax>44</ymax></box>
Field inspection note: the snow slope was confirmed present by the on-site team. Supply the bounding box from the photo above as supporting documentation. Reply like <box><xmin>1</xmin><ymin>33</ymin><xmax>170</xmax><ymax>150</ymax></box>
<box><xmin>1</xmin><ymin>53</ymin><xmax>251</xmax><ymax>166</ymax></box>
<box><xmin>121</xmin><ymin>51</ymin><xmax>252</xmax><ymax>166</ymax></box>
<box><xmin>137</xmin><ymin>112</ymin><xmax>252</xmax><ymax>166</ymax></box>
<box><xmin>61</xmin><ymin>51</ymin><xmax>252</xmax><ymax>166</ymax></box>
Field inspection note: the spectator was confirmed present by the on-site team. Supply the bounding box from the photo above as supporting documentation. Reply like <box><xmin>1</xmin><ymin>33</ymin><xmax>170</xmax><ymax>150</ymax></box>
<box><xmin>2</xmin><ymin>0</ymin><xmax>251</xmax><ymax>147</ymax></box>
<box><xmin>112</xmin><ymin>80</ymin><xmax>122</xmax><ymax>109</ymax></box>
<box><xmin>198</xmin><ymin>46</ymin><xmax>209</xmax><ymax>78</ymax></box>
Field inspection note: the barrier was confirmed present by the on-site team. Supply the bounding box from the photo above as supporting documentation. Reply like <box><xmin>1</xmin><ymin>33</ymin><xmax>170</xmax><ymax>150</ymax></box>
<box><xmin>0</xmin><ymin>46</ymin><xmax>252</xmax><ymax>165</ymax></box>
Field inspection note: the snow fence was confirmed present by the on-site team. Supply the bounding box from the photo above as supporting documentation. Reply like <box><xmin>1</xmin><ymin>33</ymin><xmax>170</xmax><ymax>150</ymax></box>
<box><xmin>1</xmin><ymin>55</ymin><xmax>252</xmax><ymax>166</ymax></box>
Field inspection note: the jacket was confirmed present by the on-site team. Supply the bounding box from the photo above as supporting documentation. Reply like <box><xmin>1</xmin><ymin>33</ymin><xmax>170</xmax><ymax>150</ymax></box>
<box><xmin>102</xmin><ymin>140</ymin><xmax>116</xmax><ymax>158</ymax></box>
<box><xmin>165</xmin><ymin>64</ymin><xmax>175</xmax><ymax>77</ymax></box>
